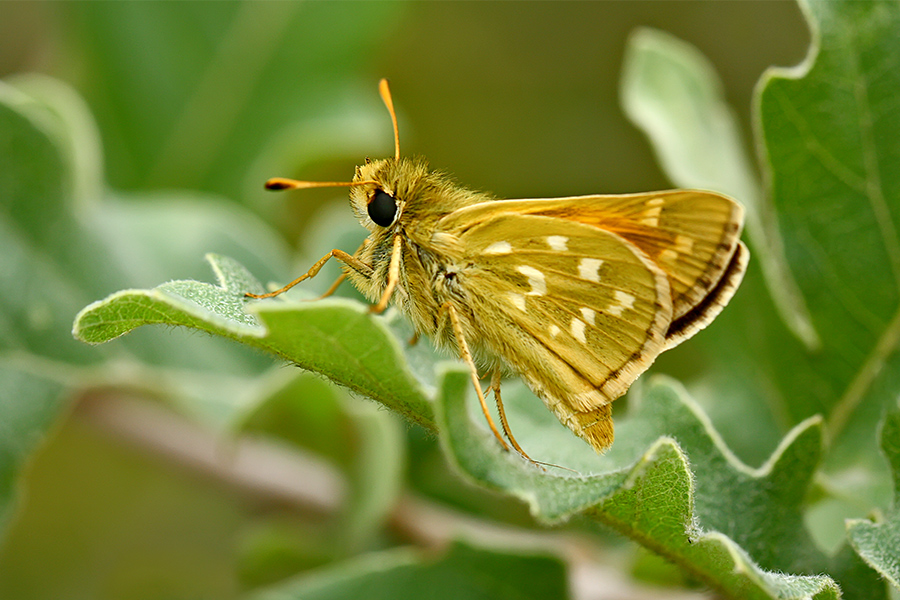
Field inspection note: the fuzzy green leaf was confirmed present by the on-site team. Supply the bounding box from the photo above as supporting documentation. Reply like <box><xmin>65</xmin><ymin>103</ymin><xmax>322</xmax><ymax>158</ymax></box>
<box><xmin>757</xmin><ymin>0</ymin><xmax>900</xmax><ymax>442</ymax></box>
<box><xmin>621</xmin><ymin>3</ymin><xmax>900</xmax><ymax>591</ymax></box>
<box><xmin>74</xmin><ymin>250</ymin><xmax>854</xmax><ymax>597</ymax></box>
<box><xmin>437</xmin><ymin>370</ymin><xmax>841</xmax><ymax>599</ymax></box>
<box><xmin>73</xmin><ymin>255</ymin><xmax>435</xmax><ymax>430</ymax></box>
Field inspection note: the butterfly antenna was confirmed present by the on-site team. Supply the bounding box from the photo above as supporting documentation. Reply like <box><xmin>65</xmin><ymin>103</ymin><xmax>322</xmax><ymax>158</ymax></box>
<box><xmin>264</xmin><ymin>178</ymin><xmax>376</xmax><ymax>191</ymax></box>
<box><xmin>379</xmin><ymin>78</ymin><xmax>401</xmax><ymax>161</ymax></box>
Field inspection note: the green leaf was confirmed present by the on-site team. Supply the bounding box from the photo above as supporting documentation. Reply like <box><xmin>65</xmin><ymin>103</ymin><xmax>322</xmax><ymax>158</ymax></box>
<box><xmin>756</xmin><ymin>0</ymin><xmax>900</xmax><ymax>509</ymax></box>
<box><xmin>621</xmin><ymin>0</ymin><xmax>900</xmax><ymax>560</ymax></box>
<box><xmin>245</xmin><ymin>541</ymin><xmax>568</xmax><ymax>600</ymax></box>
<box><xmin>73</xmin><ymin>254</ymin><xmax>435</xmax><ymax>431</ymax></box>
<box><xmin>75</xmin><ymin>251</ymin><xmax>861</xmax><ymax>596</ymax></box>
<box><xmin>847</xmin><ymin>408</ymin><xmax>900</xmax><ymax>589</ymax></box>
<box><xmin>437</xmin><ymin>371</ymin><xmax>843</xmax><ymax>599</ymax></box>
<box><xmin>620</xmin><ymin>26</ymin><xmax>818</xmax><ymax>350</ymax></box>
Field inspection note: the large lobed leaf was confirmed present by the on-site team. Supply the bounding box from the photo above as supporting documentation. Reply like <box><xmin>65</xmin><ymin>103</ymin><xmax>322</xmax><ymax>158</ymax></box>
<box><xmin>74</xmin><ymin>252</ymin><xmax>846</xmax><ymax>599</ymax></box>
<box><xmin>621</xmin><ymin>0</ymin><xmax>900</xmax><ymax>593</ymax></box>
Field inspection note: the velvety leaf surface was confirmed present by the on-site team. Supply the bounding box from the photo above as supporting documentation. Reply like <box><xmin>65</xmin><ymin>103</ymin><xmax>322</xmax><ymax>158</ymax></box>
<box><xmin>75</xmin><ymin>256</ymin><xmax>850</xmax><ymax>597</ymax></box>
<box><xmin>756</xmin><ymin>0</ymin><xmax>900</xmax><ymax>502</ymax></box>
<box><xmin>437</xmin><ymin>370</ymin><xmax>842</xmax><ymax>599</ymax></box>
<box><xmin>73</xmin><ymin>255</ymin><xmax>435</xmax><ymax>431</ymax></box>
<box><xmin>620</xmin><ymin>1</ymin><xmax>899</xmax><ymax>592</ymax></box>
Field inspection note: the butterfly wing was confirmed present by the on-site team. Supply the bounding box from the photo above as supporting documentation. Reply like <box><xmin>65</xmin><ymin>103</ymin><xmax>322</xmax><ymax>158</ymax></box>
<box><xmin>439</xmin><ymin>190</ymin><xmax>745</xmax><ymax>328</ymax></box>
<box><xmin>446</xmin><ymin>213</ymin><xmax>673</xmax><ymax>452</ymax></box>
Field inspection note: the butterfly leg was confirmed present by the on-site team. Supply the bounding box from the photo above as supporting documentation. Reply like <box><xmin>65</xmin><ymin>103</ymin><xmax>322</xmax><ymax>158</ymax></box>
<box><xmin>490</xmin><ymin>369</ymin><xmax>533</xmax><ymax>461</ymax></box>
<box><xmin>370</xmin><ymin>235</ymin><xmax>403</xmax><ymax>314</ymax></box>
<box><xmin>316</xmin><ymin>239</ymin><xmax>375</xmax><ymax>300</ymax></box>
<box><xmin>245</xmin><ymin>249</ymin><xmax>372</xmax><ymax>299</ymax></box>
<box><xmin>439</xmin><ymin>302</ymin><xmax>511</xmax><ymax>452</ymax></box>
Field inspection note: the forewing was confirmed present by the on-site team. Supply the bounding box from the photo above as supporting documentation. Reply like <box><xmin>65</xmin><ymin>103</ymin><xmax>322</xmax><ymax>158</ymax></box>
<box><xmin>439</xmin><ymin>190</ymin><xmax>745</xmax><ymax>321</ymax></box>
<box><xmin>456</xmin><ymin>214</ymin><xmax>673</xmax><ymax>409</ymax></box>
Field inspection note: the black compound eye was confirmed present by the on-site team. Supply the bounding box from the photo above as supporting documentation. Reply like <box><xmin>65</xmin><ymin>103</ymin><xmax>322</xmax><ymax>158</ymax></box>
<box><xmin>368</xmin><ymin>190</ymin><xmax>398</xmax><ymax>226</ymax></box>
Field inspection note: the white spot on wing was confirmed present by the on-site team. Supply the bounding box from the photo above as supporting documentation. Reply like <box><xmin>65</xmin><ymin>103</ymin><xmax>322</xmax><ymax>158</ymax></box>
<box><xmin>646</xmin><ymin>197</ymin><xmax>665</xmax><ymax>207</ymax></box>
<box><xmin>517</xmin><ymin>265</ymin><xmax>546</xmax><ymax>295</ymax></box>
<box><xmin>580</xmin><ymin>307</ymin><xmax>596</xmax><ymax>325</ymax></box>
<box><xmin>484</xmin><ymin>241</ymin><xmax>512</xmax><ymax>254</ymax></box>
<box><xmin>660</xmin><ymin>248</ymin><xmax>679</xmax><ymax>263</ymax></box>
<box><xmin>675</xmin><ymin>235</ymin><xmax>694</xmax><ymax>253</ymax></box>
<box><xmin>508</xmin><ymin>292</ymin><xmax>526</xmax><ymax>312</ymax></box>
<box><xmin>641</xmin><ymin>206</ymin><xmax>662</xmax><ymax>227</ymax></box>
<box><xmin>546</xmin><ymin>235</ymin><xmax>568</xmax><ymax>251</ymax></box>
<box><xmin>607</xmin><ymin>290</ymin><xmax>636</xmax><ymax>317</ymax></box>
<box><xmin>549</xmin><ymin>324</ymin><xmax>561</xmax><ymax>337</ymax></box>
<box><xmin>578</xmin><ymin>258</ymin><xmax>603</xmax><ymax>282</ymax></box>
<box><xmin>571</xmin><ymin>318</ymin><xmax>587</xmax><ymax>343</ymax></box>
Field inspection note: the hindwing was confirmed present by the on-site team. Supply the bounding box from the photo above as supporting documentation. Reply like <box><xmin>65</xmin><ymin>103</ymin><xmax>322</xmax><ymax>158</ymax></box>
<box><xmin>446</xmin><ymin>214</ymin><xmax>673</xmax><ymax>450</ymax></box>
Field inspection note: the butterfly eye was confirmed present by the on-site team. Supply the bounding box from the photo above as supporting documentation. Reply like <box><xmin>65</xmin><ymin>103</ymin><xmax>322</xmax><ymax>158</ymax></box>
<box><xmin>368</xmin><ymin>190</ymin><xmax>398</xmax><ymax>226</ymax></box>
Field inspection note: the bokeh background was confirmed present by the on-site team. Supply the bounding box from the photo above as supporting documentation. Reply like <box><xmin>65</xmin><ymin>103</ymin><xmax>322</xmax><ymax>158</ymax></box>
<box><xmin>0</xmin><ymin>3</ymin><xmax>809</xmax><ymax>599</ymax></box>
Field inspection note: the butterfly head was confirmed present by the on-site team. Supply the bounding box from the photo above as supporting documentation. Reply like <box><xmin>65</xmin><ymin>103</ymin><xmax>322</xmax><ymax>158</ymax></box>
<box><xmin>345</xmin><ymin>156</ymin><xmax>423</xmax><ymax>232</ymax></box>
<box><xmin>264</xmin><ymin>79</ymin><xmax>490</xmax><ymax>237</ymax></box>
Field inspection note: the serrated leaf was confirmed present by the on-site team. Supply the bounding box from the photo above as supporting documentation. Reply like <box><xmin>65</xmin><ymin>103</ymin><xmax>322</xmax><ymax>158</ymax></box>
<box><xmin>436</xmin><ymin>371</ymin><xmax>843</xmax><ymax>599</ymax></box>
<box><xmin>245</xmin><ymin>541</ymin><xmax>568</xmax><ymax>600</ymax></box>
<box><xmin>75</xmin><ymin>246</ymin><xmax>865</xmax><ymax>597</ymax></box>
<box><xmin>621</xmin><ymin>0</ymin><xmax>900</xmax><ymax>554</ymax></box>
<box><xmin>847</xmin><ymin>408</ymin><xmax>900</xmax><ymax>589</ymax></box>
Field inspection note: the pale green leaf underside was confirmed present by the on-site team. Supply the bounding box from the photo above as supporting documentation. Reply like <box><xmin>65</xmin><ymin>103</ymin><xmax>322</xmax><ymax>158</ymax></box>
<box><xmin>73</xmin><ymin>254</ymin><xmax>842</xmax><ymax>599</ymax></box>
<box><xmin>73</xmin><ymin>254</ymin><xmax>435</xmax><ymax>430</ymax></box>
<box><xmin>620</xmin><ymin>26</ymin><xmax>818</xmax><ymax>349</ymax></box>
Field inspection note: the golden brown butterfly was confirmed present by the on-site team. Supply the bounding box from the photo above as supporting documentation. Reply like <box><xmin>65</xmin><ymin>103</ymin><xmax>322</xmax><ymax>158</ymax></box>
<box><xmin>247</xmin><ymin>79</ymin><xmax>748</xmax><ymax>462</ymax></box>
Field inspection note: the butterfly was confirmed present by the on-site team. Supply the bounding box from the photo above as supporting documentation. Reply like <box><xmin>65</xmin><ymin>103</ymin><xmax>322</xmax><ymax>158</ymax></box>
<box><xmin>248</xmin><ymin>79</ymin><xmax>748</xmax><ymax>461</ymax></box>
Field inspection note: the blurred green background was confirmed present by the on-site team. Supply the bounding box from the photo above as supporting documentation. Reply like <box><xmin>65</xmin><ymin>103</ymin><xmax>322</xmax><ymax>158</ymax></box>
<box><xmin>0</xmin><ymin>2</ymin><xmax>809</xmax><ymax>599</ymax></box>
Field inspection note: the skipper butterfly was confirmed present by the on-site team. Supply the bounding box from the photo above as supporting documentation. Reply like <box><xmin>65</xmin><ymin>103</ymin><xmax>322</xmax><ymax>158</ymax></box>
<box><xmin>248</xmin><ymin>80</ymin><xmax>748</xmax><ymax>461</ymax></box>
